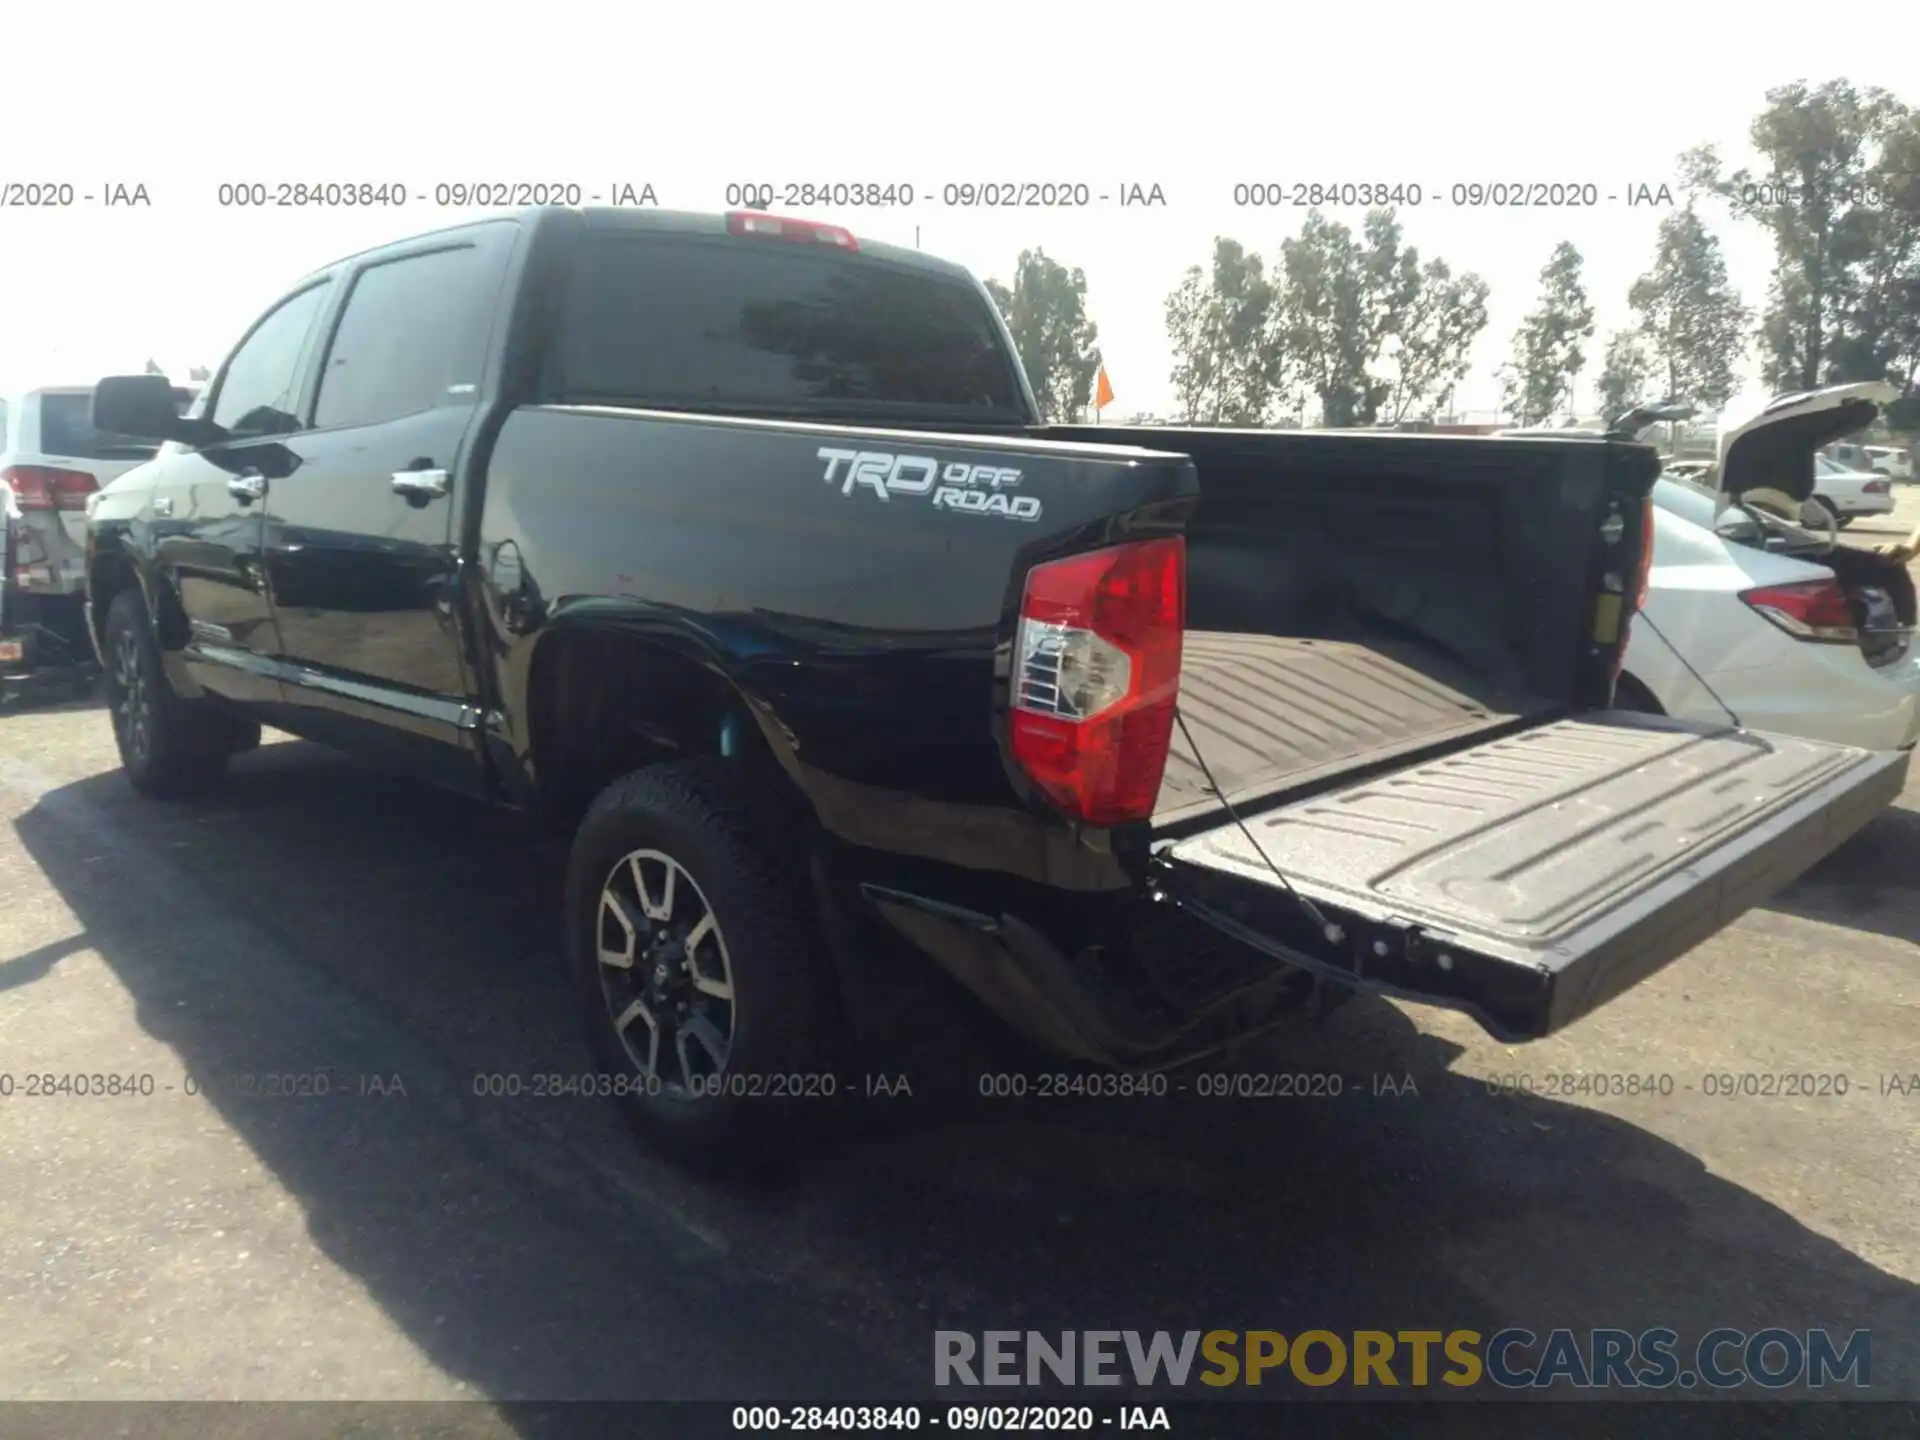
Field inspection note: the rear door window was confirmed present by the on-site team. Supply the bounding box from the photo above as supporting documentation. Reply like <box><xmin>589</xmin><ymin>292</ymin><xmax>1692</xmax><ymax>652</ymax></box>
<box><xmin>545</xmin><ymin>235</ymin><xmax>1027</xmax><ymax>422</ymax></box>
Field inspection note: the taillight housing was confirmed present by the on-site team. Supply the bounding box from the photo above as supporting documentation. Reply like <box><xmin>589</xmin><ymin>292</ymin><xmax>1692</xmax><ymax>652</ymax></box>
<box><xmin>1633</xmin><ymin>496</ymin><xmax>1655</xmax><ymax>612</ymax></box>
<box><xmin>2</xmin><ymin>464</ymin><xmax>98</xmax><ymax>512</ymax></box>
<box><xmin>726</xmin><ymin>211</ymin><xmax>859</xmax><ymax>251</ymax></box>
<box><xmin>1865</xmin><ymin>478</ymin><xmax>1891</xmax><ymax>495</ymax></box>
<box><xmin>1740</xmin><ymin>579</ymin><xmax>1859</xmax><ymax>645</ymax></box>
<box><xmin>1009</xmin><ymin>537</ymin><xmax>1185</xmax><ymax>826</ymax></box>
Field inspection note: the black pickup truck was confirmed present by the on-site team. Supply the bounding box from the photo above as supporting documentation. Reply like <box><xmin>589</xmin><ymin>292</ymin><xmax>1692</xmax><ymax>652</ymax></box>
<box><xmin>84</xmin><ymin>207</ymin><xmax>1907</xmax><ymax>1170</ymax></box>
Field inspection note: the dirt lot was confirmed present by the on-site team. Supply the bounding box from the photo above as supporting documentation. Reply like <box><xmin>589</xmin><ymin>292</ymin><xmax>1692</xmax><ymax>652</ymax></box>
<box><xmin>1</xmin><ymin>515</ymin><xmax>1916</xmax><ymax>1420</ymax></box>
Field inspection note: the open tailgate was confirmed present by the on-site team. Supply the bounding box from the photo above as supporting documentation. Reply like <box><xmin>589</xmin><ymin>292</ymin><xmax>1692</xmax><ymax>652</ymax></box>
<box><xmin>1157</xmin><ymin>712</ymin><xmax>1907</xmax><ymax>1040</ymax></box>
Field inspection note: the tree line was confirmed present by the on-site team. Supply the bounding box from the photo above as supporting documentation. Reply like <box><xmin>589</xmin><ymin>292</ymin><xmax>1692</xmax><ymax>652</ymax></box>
<box><xmin>984</xmin><ymin>80</ymin><xmax>1920</xmax><ymax>431</ymax></box>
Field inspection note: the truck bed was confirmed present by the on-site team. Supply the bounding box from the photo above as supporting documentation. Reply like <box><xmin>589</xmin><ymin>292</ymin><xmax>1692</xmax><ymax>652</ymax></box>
<box><xmin>1155</xmin><ymin>631</ymin><xmax>1553</xmax><ymax>828</ymax></box>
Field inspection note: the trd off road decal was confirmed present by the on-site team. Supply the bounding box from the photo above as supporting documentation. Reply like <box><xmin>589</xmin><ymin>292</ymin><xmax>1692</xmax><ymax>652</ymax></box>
<box><xmin>815</xmin><ymin>447</ymin><xmax>1042</xmax><ymax>521</ymax></box>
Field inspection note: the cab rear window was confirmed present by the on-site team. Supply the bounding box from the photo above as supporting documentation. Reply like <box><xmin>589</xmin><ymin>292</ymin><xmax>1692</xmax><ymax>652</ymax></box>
<box><xmin>544</xmin><ymin>235</ymin><xmax>1028</xmax><ymax>423</ymax></box>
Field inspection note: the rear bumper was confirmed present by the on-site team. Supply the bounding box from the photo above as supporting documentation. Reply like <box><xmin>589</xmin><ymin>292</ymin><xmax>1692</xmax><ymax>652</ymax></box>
<box><xmin>1704</xmin><ymin>644</ymin><xmax>1920</xmax><ymax>752</ymax></box>
<box><xmin>1160</xmin><ymin>714</ymin><xmax>1909</xmax><ymax>1041</ymax></box>
<box><xmin>1834</xmin><ymin>493</ymin><xmax>1895</xmax><ymax>515</ymax></box>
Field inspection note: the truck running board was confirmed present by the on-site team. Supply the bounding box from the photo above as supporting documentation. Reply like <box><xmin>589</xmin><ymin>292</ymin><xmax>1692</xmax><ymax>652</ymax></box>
<box><xmin>1158</xmin><ymin>712</ymin><xmax>1907</xmax><ymax>1041</ymax></box>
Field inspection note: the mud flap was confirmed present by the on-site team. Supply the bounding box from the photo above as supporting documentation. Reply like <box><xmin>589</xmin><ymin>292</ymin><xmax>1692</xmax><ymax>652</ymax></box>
<box><xmin>1158</xmin><ymin>712</ymin><xmax>1908</xmax><ymax>1041</ymax></box>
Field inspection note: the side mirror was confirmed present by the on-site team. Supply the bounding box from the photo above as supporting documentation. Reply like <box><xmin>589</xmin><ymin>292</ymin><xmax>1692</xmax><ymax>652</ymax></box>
<box><xmin>92</xmin><ymin>374</ymin><xmax>195</xmax><ymax>443</ymax></box>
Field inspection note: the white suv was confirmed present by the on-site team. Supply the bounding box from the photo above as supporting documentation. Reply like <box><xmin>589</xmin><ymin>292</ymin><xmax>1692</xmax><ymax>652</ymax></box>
<box><xmin>2</xmin><ymin>384</ymin><xmax>199</xmax><ymax>599</ymax></box>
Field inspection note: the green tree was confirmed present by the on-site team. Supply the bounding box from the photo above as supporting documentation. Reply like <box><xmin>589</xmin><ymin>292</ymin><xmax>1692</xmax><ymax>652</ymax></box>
<box><xmin>1843</xmin><ymin>109</ymin><xmax>1920</xmax><ymax>425</ymax></box>
<box><xmin>1627</xmin><ymin>207</ymin><xmax>1750</xmax><ymax>412</ymax></box>
<box><xmin>1386</xmin><ymin>258</ymin><xmax>1490</xmax><ymax>423</ymax></box>
<box><xmin>982</xmin><ymin>249</ymin><xmax>1103</xmax><ymax>422</ymax></box>
<box><xmin>1163</xmin><ymin>238</ymin><xmax>1284</xmax><ymax>425</ymax></box>
<box><xmin>1277</xmin><ymin>209</ymin><xmax>1422</xmax><ymax>426</ymax></box>
<box><xmin>1594</xmin><ymin>330</ymin><xmax>1654</xmax><ymax>426</ymax></box>
<box><xmin>1681</xmin><ymin>80</ymin><xmax>1906</xmax><ymax>391</ymax></box>
<box><xmin>1502</xmin><ymin>242</ymin><xmax>1595</xmax><ymax>425</ymax></box>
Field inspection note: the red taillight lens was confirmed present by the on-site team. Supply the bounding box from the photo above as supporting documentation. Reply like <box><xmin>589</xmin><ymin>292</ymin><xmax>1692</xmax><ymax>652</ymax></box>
<box><xmin>1865</xmin><ymin>478</ymin><xmax>1891</xmax><ymax>494</ymax></box>
<box><xmin>1009</xmin><ymin>536</ymin><xmax>1185</xmax><ymax>826</ymax></box>
<box><xmin>726</xmin><ymin>211</ymin><xmax>859</xmax><ymax>251</ymax></box>
<box><xmin>1740</xmin><ymin>579</ymin><xmax>1859</xmax><ymax>645</ymax></box>
<box><xmin>2</xmin><ymin>464</ymin><xmax>97</xmax><ymax>512</ymax></box>
<box><xmin>1633</xmin><ymin>497</ymin><xmax>1655</xmax><ymax>613</ymax></box>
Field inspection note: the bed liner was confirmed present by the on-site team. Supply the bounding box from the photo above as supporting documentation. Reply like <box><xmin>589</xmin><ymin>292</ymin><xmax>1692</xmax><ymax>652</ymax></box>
<box><xmin>1157</xmin><ymin>630</ymin><xmax>1550</xmax><ymax>827</ymax></box>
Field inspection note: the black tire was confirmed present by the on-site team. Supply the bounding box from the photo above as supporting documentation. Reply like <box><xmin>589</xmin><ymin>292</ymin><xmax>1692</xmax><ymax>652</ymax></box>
<box><xmin>1836</xmin><ymin>515</ymin><xmax>1854</xmax><ymax>529</ymax></box>
<box><xmin>564</xmin><ymin>758</ymin><xmax>846</xmax><ymax>1175</ymax></box>
<box><xmin>224</xmin><ymin>718</ymin><xmax>264</xmax><ymax>755</ymax></box>
<box><xmin>102</xmin><ymin>589</ymin><xmax>235</xmax><ymax>798</ymax></box>
<box><xmin>1613</xmin><ymin>672</ymin><xmax>1664</xmax><ymax>715</ymax></box>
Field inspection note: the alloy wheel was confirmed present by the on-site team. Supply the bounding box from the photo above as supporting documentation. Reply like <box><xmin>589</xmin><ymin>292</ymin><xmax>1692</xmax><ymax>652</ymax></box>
<box><xmin>111</xmin><ymin>624</ymin><xmax>151</xmax><ymax>760</ymax></box>
<box><xmin>595</xmin><ymin>848</ymin><xmax>736</xmax><ymax>1093</ymax></box>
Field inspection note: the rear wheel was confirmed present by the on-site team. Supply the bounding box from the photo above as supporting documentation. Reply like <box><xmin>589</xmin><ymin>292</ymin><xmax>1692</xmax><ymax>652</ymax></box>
<box><xmin>1613</xmin><ymin>672</ymin><xmax>1664</xmax><ymax>715</ymax></box>
<box><xmin>564</xmin><ymin>758</ymin><xmax>846</xmax><ymax>1175</ymax></box>
<box><xmin>102</xmin><ymin>590</ymin><xmax>246</xmax><ymax>798</ymax></box>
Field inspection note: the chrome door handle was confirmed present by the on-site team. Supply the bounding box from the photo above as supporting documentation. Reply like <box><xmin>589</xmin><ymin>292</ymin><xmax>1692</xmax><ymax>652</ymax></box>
<box><xmin>227</xmin><ymin>474</ymin><xmax>266</xmax><ymax>503</ymax></box>
<box><xmin>391</xmin><ymin>469</ymin><xmax>450</xmax><ymax>500</ymax></box>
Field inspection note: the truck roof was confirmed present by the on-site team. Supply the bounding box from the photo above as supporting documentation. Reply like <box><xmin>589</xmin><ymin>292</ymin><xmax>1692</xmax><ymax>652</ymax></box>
<box><xmin>297</xmin><ymin>206</ymin><xmax>976</xmax><ymax>287</ymax></box>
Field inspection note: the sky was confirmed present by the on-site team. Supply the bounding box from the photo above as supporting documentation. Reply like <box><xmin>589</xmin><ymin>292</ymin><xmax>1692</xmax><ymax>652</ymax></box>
<box><xmin>4</xmin><ymin>1</ymin><xmax>1913</xmax><ymax>424</ymax></box>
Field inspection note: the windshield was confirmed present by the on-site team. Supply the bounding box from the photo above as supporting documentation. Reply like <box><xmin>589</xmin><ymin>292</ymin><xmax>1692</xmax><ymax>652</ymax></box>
<box><xmin>1652</xmin><ymin>476</ymin><xmax>1726</xmax><ymax>529</ymax></box>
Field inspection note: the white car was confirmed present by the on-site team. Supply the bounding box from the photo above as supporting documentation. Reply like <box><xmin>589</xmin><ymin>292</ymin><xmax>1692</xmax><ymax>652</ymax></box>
<box><xmin>1</xmin><ymin>383</ymin><xmax>199</xmax><ymax>599</ymax></box>
<box><xmin>1804</xmin><ymin>452</ymin><xmax>1894</xmax><ymax>528</ymax></box>
<box><xmin>1621</xmin><ymin>384</ymin><xmax>1920</xmax><ymax>751</ymax></box>
<box><xmin>1863</xmin><ymin>444</ymin><xmax>1915</xmax><ymax>483</ymax></box>
<box><xmin>1665</xmin><ymin>451</ymin><xmax>1892</xmax><ymax>528</ymax></box>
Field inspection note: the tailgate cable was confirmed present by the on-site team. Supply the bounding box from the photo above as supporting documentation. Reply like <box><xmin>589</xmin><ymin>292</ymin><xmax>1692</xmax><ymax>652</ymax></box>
<box><xmin>1168</xmin><ymin>707</ymin><xmax>1335</xmax><ymax>940</ymax></box>
<box><xmin>1634</xmin><ymin>611</ymin><xmax>1741</xmax><ymax>727</ymax></box>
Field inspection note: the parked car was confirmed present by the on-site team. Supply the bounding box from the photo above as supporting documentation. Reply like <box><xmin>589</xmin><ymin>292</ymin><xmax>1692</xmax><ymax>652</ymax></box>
<box><xmin>1804</xmin><ymin>452</ymin><xmax>1895</xmax><ymax>528</ymax></box>
<box><xmin>1619</xmin><ymin>391</ymin><xmax>1920</xmax><ymax>750</ymax></box>
<box><xmin>1863</xmin><ymin>444</ymin><xmax>1915</xmax><ymax>483</ymax></box>
<box><xmin>1</xmin><ymin>383</ymin><xmax>199</xmax><ymax>684</ymax></box>
<box><xmin>1662</xmin><ymin>450</ymin><xmax>1892</xmax><ymax>529</ymax></box>
<box><xmin>82</xmin><ymin>208</ymin><xmax>1908</xmax><ymax>1173</ymax></box>
<box><xmin>1826</xmin><ymin>440</ymin><xmax>1876</xmax><ymax>472</ymax></box>
<box><xmin>1825</xmin><ymin>438</ymin><xmax>1914</xmax><ymax>482</ymax></box>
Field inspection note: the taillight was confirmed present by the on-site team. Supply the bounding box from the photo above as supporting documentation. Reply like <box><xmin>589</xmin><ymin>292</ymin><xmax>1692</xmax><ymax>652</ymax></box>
<box><xmin>1740</xmin><ymin>579</ymin><xmax>1859</xmax><ymax>645</ymax></box>
<box><xmin>726</xmin><ymin>211</ymin><xmax>859</xmax><ymax>251</ymax></box>
<box><xmin>1633</xmin><ymin>496</ymin><xmax>1655</xmax><ymax>612</ymax></box>
<box><xmin>2</xmin><ymin>464</ymin><xmax>98</xmax><ymax>512</ymax></box>
<box><xmin>1865</xmin><ymin>478</ymin><xmax>1891</xmax><ymax>495</ymax></box>
<box><xmin>1010</xmin><ymin>537</ymin><xmax>1185</xmax><ymax>826</ymax></box>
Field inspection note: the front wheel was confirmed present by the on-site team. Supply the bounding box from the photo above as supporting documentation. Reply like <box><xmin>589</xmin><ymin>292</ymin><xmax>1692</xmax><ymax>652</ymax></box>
<box><xmin>564</xmin><ymin>759</ymin><xmax>846</xmax><ymax>1175</ymax></box>
<box><xmin>102</xmin><ymin>590</ymin><xmax>239</xmax><ymax>798</ymax></box>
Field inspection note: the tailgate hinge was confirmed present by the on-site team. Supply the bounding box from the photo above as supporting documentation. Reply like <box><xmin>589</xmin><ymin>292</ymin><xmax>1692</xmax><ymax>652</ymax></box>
<box><xmin>1363</xmin><ymin>917</ymin><xmax>1460</xmax><ymax>979</ymax></box>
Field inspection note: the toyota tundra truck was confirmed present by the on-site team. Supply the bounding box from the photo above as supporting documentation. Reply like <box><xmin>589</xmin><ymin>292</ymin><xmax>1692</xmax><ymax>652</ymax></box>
<box><xmin>82</xmin><ymin>207</ymin><xmax>1908</xmax><ymax>1172</ymax></box>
